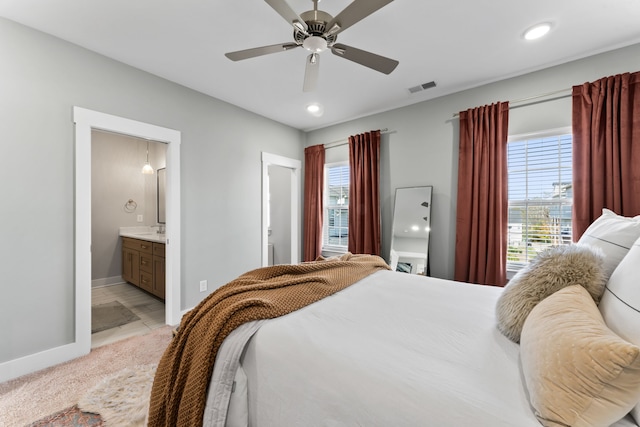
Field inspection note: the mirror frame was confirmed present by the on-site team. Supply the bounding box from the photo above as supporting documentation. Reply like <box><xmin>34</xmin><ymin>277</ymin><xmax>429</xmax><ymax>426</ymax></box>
<box><xmin>157</xmin><ymin>167</ymin><xmax>166</xmax><ymax>224</ymax></box>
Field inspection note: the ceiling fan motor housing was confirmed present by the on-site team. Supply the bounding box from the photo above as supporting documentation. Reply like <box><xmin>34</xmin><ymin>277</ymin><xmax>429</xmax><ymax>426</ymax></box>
<box><xmin>294</xmin><ymin>9</ymin><xmax>337</xmax><ymax>49</ymax></box>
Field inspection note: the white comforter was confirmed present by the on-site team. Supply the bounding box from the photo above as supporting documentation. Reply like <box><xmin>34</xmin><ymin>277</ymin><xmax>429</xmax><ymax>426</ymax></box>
<box><xmin>204</xmin><ymin>270</ymin><xmax>638</xmax><ymax>427</ymax></box>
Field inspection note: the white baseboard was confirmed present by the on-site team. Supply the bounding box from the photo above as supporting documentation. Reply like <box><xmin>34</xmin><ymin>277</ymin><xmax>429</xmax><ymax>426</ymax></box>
<box><xmin>92</xmin><ymin>276</ymin><xmax>125</xmax><ymax>288</ymax></box>
<box><xmin>0</xmin><ymin>341</ymin><xmax>88</xmax><ymax>383</ymax></box>
<box><xmin>0</xmin><ymin>305</ymin><xmax>191</xmax><ymax>382</ymax></box>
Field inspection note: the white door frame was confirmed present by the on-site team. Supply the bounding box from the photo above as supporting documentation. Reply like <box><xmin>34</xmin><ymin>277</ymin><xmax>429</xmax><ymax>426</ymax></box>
<box><xmin>74</xmin><ymin>107</ymin><xmax>182</xmax><ymax>357</ymax></box>
<box><xmin>261</xmin><ymin>152</ymin><xmax>301</xmax><ymax>266</ymax></box>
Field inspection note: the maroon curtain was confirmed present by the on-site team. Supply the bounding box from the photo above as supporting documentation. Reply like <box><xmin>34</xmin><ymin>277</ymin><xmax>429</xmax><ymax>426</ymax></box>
<box><xmin>303</xmin><ymin>144</ymin><xmax>325</xmax><ymax>261</ymax></box>
<box><xmin>348</xmin><ymin>130</ymin><xmax>381</xmax><ymax>256</ymax></box>
<box><xmin>572</xmin><ymin>71</ymin><xmax>640</xmax><ymax>239</ymax></box>
<box><xmin>454</xmin><ymin>102</ymin><xmax>509</xmax><ymax>286</ymax></box>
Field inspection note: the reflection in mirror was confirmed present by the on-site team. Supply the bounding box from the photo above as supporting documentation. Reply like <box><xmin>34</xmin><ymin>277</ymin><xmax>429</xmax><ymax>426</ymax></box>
<box><xmin>157</xmin><ymin>167</ymin><xmax>166</xmax><ymax>224</ymax></box>
<box><xmin>389</xmin><ymin>186</ymin><xmax>432</xmax><ymax>275</ymax></box>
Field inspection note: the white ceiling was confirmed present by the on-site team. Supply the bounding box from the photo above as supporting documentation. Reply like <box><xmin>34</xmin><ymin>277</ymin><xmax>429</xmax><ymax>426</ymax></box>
<box><xmin>2</xmin><ymin>0</ymin><xmax>640</xmax><ymax>131</ymax></box>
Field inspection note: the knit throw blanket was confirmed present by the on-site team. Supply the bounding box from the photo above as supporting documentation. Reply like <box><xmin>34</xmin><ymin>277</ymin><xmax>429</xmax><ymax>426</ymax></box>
<box><xmin>147</xmin><ymin>253</ymin><xmax>390</xmax><ymax>426</ymax></box>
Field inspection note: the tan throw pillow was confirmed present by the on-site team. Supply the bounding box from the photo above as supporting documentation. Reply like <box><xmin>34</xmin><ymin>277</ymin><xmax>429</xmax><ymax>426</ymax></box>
<box><xmin>495</xmin><ymin>244</ymin><xmax>605</xmax><ymax>343</ymax></box>
<box><xmin>520</xmin><ymin>285</ymin><xmax>640</xmax><ymax>427</ymax></box>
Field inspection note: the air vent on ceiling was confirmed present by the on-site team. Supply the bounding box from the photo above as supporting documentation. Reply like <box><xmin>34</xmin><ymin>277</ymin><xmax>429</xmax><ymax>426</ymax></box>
<box><xmin>408</xmin><ymin>81</ymin><xmax>437</xmax><ymax>94</ymax></box>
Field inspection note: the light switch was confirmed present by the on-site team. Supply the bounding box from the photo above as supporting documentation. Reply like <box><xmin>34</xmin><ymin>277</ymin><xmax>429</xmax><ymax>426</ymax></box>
<box><xmin>137</xmin><ymin>215</ymin><xmax>143</xmax><ymax>222</ymax></box>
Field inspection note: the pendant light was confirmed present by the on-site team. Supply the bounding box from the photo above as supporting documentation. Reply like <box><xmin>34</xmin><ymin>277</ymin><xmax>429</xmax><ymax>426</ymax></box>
<box><xmin>142</xmin><ymin>140</ymin><xmax>154</xmax><ymax>174</ymax></box>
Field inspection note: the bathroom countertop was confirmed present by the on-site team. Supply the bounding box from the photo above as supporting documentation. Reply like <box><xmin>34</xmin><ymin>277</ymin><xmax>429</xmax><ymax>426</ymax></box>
<box><xmin>119</xmin><ymin>226</ymin><xmax>166</xmax><ymax>243</ymax></box>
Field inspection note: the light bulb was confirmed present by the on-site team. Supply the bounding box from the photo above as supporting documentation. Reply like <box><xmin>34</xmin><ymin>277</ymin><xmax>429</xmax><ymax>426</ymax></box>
<box><xmin>524</xmin><ymin>23</ymin><xmax>552</xmax><ymax>40</ymax></box>
<box><xmin>306</xmin><ymin>103</ymin><xmax>324</xmax><ymax>117</ymax></box>
<box><xmin>142</xmin><ymin>162</ymin><xmax>154</xmax><ymax>174</ymax></box>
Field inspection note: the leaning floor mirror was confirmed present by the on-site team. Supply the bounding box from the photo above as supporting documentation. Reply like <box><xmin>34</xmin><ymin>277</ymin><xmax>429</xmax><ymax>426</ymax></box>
<box><xmin>389</xmin><ymin>186</ymin><xmax>433</xmax><ymax>275</ymax></box>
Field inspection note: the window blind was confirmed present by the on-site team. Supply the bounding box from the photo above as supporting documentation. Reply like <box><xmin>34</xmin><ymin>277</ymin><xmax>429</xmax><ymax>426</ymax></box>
<box><xmin>507</xmin><ymin>133</ymin><xmax>573</xmax><ymax>270</ymax></box>
<box><xmin>323</xmin><ymin>164</ymin><xmax>350</xmax><ymax>249</ymax></box>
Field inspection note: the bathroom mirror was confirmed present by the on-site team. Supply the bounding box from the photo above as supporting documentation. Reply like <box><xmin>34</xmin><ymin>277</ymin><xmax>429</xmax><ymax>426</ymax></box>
<box><xmin>157</xmin><ymin>167</ymin><xmax>166</xmax><ymax>224</ymax></box>
<box><xmin>389</xmin><ymin>186</ymin><xmax>432</xmax><ymax>275</ymax></box>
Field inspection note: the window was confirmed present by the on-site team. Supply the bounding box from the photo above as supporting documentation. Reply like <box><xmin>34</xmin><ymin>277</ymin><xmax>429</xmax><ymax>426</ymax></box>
<box><xmin>323</xmin><ymin>163</ymin><xmax>349</xmax><ymax>250</ymax></box>
<box><xmin>507</xmin><ymin>130</ymin><xmax>573</xmax><ymax>271</ymax></box>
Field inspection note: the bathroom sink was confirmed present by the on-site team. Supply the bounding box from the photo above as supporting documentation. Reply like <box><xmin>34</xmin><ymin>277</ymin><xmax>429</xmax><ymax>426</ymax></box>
<box><xmin>119</xmin><ymin>229</ymin><xmax>166</xmax><ymax>242</ymax></box>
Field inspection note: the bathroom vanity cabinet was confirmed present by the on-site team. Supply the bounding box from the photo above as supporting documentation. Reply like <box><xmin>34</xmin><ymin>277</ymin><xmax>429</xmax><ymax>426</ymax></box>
<box><xmin>122</xmin><ymin>236</ymin><xmax>165</xmax><ymax>300</ymax></box>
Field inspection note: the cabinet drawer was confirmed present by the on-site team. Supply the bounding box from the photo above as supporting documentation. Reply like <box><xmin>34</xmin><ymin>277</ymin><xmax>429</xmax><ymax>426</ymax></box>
<box><xmin>122</xmin><ymin>237</ymin><xmax>153</xmax><ymax>254</ymax></box>
<box><xmin>140</xmin><ymin>253</ymin><xmax>153</xmax><ymax>273</ymax></box>
<box><xmin>153</xmin><ymin>242</ymin><xmax>165</xmax><ymax>257</ymax></box>
<box><xmin>140</xmin><ymin>271</ymin><xmax>154</xmax><ymax>292</ymax></box>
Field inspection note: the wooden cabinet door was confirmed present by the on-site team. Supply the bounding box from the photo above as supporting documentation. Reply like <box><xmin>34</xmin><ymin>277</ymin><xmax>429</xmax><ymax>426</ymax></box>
<box><xmin>122</xmin><ymin>247</ymin><xmax>140</xmax><ymax>285</ymax></box>
<box><xmin>153</xmin><ymin>255</ymin><xmax>166</xmax><ymax>300</ymax></box>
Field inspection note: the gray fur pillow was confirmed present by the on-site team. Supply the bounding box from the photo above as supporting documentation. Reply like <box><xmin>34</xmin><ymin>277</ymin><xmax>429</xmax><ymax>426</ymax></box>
<box><xmin>496</xmin><ymin>244</ymin><xmax>606</xmax><ymax>343</ymax></box>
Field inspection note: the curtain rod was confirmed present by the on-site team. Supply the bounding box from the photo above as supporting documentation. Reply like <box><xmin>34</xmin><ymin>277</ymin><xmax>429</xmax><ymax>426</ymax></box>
<box><xmin>451</xmin><ymin>88</ymin><xmax>572</xmax><ymax>118</ymax></box>
<box><xmin>324</xmin><ymin>128</ymin><xmax>393</xmax><ymax>149</ymax></box>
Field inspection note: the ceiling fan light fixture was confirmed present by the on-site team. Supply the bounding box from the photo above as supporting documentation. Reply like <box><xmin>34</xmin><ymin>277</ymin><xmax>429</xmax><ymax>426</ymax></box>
<box><xmin>523</xmin><ymin>22</ymin><xmax>552</xmax><ymax>40</ymax></box>
<box><xmin>303</xmin><ymin>35</ymin><xmax>328</xmax><ymax>53</ymax></box>
<box><xmin>306</xmin><ymin>103</ymin><xmax>324</xmax><ymax>117</ymax></box>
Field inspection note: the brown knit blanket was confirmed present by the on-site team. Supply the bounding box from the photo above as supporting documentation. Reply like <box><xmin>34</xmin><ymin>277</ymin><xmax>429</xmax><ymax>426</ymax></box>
<box><xmin>147</xmin><ymin>253</ymin><xmax>390</xmax><ymax>427</ymax></box>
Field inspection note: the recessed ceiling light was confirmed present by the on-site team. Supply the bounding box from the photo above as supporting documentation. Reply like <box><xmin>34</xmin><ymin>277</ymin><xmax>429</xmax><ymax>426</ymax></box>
<box><xmin>306</xmin><ymin>103</ymin><xmax>324</xmax><ymax>117</ymax></box>
<box><xmin>523</xmin><ymin>22</ymin><xmax>552</xmax><ymax>40</ymax></box>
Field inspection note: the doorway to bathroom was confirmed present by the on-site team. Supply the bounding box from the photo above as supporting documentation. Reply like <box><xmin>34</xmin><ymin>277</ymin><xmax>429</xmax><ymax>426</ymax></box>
<box><xmin>90</xmin><ymin>131</ymin><xmax>167</xmax><ymax>347</ymax></box>
<box><xmin>74</xmin><ymin>107</ymin><xmax>181</xmax><ymax>357</ymax></box>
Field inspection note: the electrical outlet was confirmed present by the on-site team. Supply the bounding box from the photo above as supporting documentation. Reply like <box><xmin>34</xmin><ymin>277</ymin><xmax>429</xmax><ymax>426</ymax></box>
<box><xmin>137</xmin><ymin>215</ymin><xmax>143</xmax><ymax>222</ymax></box>
<box><xmin>199</xmin><ymin>280</ymin><xmax>208</xmax><ymax>292</ymax></box>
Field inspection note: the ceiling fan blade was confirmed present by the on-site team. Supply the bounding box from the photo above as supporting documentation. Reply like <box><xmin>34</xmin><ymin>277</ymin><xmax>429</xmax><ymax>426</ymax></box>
<box><xmin>264</xmin><ymin>0</ymin><xmax>308</xmax><ymax>33</ymax></box>
<box><xmin>325</xmin><ymin>0</ymin><xmax>393</xmax><ymax>36</ymax></box>
<box><xmin>225</xmin><ymin>43</ymin><xmax>299</xmax><ymax>61</ymax></box>
<box><xmin>331</xmin><ymin>43</ymin><xmax>398</xmax><ymax>74</ymax></box>
<box><xmin>303</xmin><ymin>53</ymin><xmax>320</xmax><ymax>92</ymax></box>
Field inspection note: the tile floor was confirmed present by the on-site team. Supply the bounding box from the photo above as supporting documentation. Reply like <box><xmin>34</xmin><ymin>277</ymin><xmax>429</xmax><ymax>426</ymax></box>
<box><xmin>91</xmin><ymin>282</ymin><xmax>165</xmax><ymax>348</ymax></box>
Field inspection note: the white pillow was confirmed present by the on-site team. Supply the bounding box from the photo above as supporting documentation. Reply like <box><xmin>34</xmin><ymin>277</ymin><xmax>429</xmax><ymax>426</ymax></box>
<box><xmin>600</xmin><ymin>235</ymin><xmax>640</xmax><ymax>423</ymax></box>
<box><xmin>577</xmin><ymin>208</ymin><xmax>640</xmax><ymax>279</ymax></box>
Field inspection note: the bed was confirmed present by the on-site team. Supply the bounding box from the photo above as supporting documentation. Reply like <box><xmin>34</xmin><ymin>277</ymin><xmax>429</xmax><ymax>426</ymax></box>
<box><xmin>148</xmin><ymin>210</ymin><xmax>640</xmax><ymax>427</ymax></box>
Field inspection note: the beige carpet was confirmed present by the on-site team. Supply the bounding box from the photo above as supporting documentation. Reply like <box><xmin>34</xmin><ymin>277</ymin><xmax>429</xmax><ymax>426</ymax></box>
<box><xmin>0</xmin><ymin>325</ymin><xmax>172</xmax><ymax>426</ymax></box>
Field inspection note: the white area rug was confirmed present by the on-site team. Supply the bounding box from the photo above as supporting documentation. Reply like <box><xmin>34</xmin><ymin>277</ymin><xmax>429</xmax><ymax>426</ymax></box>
<box><xmin>79</xmin><ymin>364</ymin><xmax>157</xmax><ymax>427</ymax></box>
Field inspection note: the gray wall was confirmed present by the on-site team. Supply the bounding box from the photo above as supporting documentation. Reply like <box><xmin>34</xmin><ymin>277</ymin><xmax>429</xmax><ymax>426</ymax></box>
<box><xmin>0</xmin><ymin>18</ymin><xmax>303</xmax><ymax>364</ymax></box>
<box><xmin>305</xmin><ymin>42</ymin><xmax>640</xmax><ymax>280</ymax></box>
<box><xmin>91</xmin><ymin>131</ymin><xmax>167</xmax><ymax>282</ymax></box>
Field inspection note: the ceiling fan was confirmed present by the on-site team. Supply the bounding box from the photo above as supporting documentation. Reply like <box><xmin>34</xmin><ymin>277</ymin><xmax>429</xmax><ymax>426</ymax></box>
<box><xmin>225</xmin><ymin>0</ymin><xmax>399</xmax><ymax>92</ymax></box>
